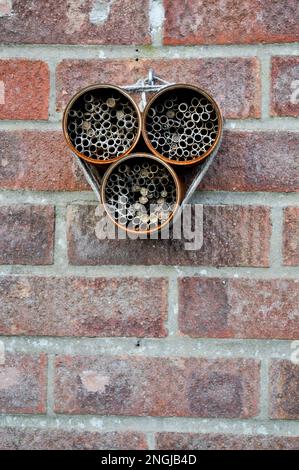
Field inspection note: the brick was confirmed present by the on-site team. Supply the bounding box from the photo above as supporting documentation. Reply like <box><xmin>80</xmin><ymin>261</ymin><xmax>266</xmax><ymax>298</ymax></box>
<box><xmin>271</xmin><ymin>57</ymin><xmax>299</xmax><ymax>117</ymax></box>
<box><xmin>0</xmin><ymin>0</ymin><xmax>150</xmax><ymax>45</ymax></box>
<box><xmin>178</xmin><ymin>277</ymin><xmax>299</xmax><ymax>340</ymax></box>
<box><xmin>0</xmin><ymin>428</ymin><xmax>147</xmax><ymax>450</ymax></box>
<box><xmin>0</xmin><ymin>353</ymin><xmax>47</xmax><ymax>414</ymax></box>
<box><xmin>270</xmin><ymin>360</ymin><xmax>299</xmax><ymax>420</ymax></box>
<box><xmin>0</xmin><ymin>205</ymin><xmax>54</xmax><ymax>265</ymax></box>
<box><xmin>283</xmin><ymin>208</ymin><xmax>299</xmax><ymax>266</ymax></box>
<box><xmin>201</xmin><ymin>131</ymin><xmax>299</xmax><ymax>192</ymax></box>
<box><xmin>163</xmin><ymin>0</ymin><xmax>299</xmax><ymax>45</ymax></box>
<box><xmin>0</xmin><ymin>60</ymin><xmax>49</xmax><ymax>120</ymax></box>
<box><xmin>0</xmin><ymin>131</ymin><xmax>88</xmax><ymax>191</ymax></box>
<box><xmin>56</xmin><ymin>58</ymin><xmax>261</xmax><ymax>119</ymax></box>
<box><xmin>67</xmin><ymin>204</ymin><xmax>271</xmax><ymax>267</ymax></box>
<box><xmin>0</xmin><ymin>1</ymin><xmax>12</xmax><ymax>17</ymax></box>
<box><xmin>156</xmin><ymin>432</ymin><xmax>299</xmax><ymax>450</ymax></box>
<box><xmin>54</xmin><ymin>356</ymin><xmax>260</xmax><ymax>418</ymax></box>
<box><xmin>0</xmin><ymin>276</ymin><xmax>167</xmax><ymax>337</ymax></box>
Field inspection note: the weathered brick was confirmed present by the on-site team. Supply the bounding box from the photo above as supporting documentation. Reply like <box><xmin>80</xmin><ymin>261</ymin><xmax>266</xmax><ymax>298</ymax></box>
<box><xmin>0</xmin><ymin>353</ymin><xmax>47</xmax><ymax>414</ymax></box>
<box><xmin>0</xmin><ymin>0</ymin><xmax>150</xmax><ymax>45</ymax></box>
<box><xmin>56</xmin><ymin>58</ymin><xmax>261</xmax><ymax>119</ymax></box>
<box><xmin>270</xmin><ymin>360</ymin><xmax>299</xmax><ymax>420</ymax></box>
<box><xmin>271</xmin><ymin>57</ymin><xmax>299</xmax><ymax>117</ymax></box>
<box><xmin>163</xmin><ymin>0</ymin><xmax>299</xmax><ymax>45</ymax></box>
<box><xmin>67</xmin><ymin>204</ymin><xmax>271</xmax><ymax>267</ymax></box>
<box><xmin>54</xmin><ymin>356</ymin><xmax>260</xmax><ymax>418</ymax></box>
<box><xmin>0</xmin><ymin>131</ymin><xmax>88</xmax><ymax>191</ymax></box>
<box><xmin>0</xmin><ymin>60</ymin><xmax>49</xmax><ymax>120</ymax></box>
<box><xmin>0</xmin><ymin>205</ymin><xmax>54</xmax><ymax>265</ymax></box>
<box><xmin>201</xmin><ymin>131</ymin><xmax>299</xmax><ymax>192</ymax></box>
<box><xmin>0</xmin><ymin>428</ymin><xmax>147</xmax><ymax>450</ymax></box>
<box><xmin>178</xmin><ymin>277</ymin><xmax>299</xmax><ymax>339</ymax></box>
<box><xmin>0</xmin><ymin>276</ymin><xmax>167</xmax><ymax>337</ymax></box>
<box><xmin>283</xmin><ymin>208</ymin><xmax>299</xmax><ymax>266</ymax></box>
<box><xmin>156</xmin><ymin>432</ymin><xmax>299</xmax><ymax>450</ymax></box>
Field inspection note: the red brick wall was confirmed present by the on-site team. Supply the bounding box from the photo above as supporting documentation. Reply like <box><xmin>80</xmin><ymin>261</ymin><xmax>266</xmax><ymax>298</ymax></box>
<box><xmin>0</xmin><ymin>0</ymin><xmax>298</xmax><ymax>450</ymax></box>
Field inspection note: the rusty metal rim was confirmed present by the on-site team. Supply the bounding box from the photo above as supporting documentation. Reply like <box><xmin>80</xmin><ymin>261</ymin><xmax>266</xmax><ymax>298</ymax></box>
<box><xmin>62</xmin><ymin>83</ymin><xmax>142</xmax><ymax>165</ymax></box>
<box><xmin>101</xmin><ymin>152</ymin><xmax>183</xmax><ymax>235</ymax></box>
<box><xmin>141</xmin><ymin>83</ymin><xmax>223</xmax><ymax>166</ymax></box>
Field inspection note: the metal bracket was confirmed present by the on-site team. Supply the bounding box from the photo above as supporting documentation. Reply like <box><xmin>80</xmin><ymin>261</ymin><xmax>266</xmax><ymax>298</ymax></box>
<box><xmin>121</xmin><ymin>69</ymin><xmax>222</xmax><ymax>209</ymax></box>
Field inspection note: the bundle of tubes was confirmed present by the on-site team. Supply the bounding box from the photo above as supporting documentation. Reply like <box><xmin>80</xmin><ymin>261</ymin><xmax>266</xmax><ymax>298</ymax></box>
<box><xmin>67</xmin><ymin>89</ymin><xmax>139</xmax><ymax>162</ymax></box>
<box><xmin>64</xmin><ymin>82</ymin><xmax>223</xmax><ymax>233</ymax></box>
<box><xmin>104</xmin><ymin>157</ymin><xmax>177</xmax><ymax>231</ymax></box>
<box><xmin>145</xmin><ymin>90</ymin><xmax>219</xmax><ymax>162</ymax></box>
